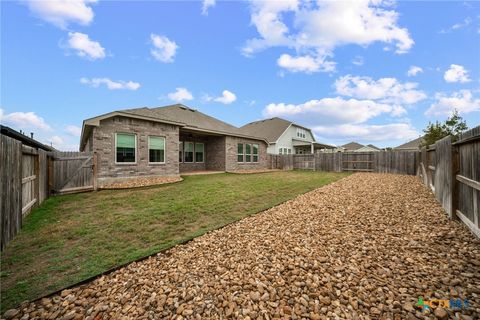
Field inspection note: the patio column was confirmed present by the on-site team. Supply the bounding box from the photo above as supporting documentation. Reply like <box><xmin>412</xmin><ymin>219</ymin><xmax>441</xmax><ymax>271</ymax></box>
<box><xmin>311</xmin><ymin>143</ymin><xmax>314</xmax><ymax>154</ymax></box>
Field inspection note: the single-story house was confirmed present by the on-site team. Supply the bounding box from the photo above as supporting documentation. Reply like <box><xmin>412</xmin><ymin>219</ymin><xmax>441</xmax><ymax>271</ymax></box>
<box><xmin>394</xmin><ymin>136</ymin><xmax>424</xmax><ymax>150</ymax></box>
<box><xmin>79</xmin><ymin>104</ymin><xmax>269</xmax><ymax>186</ymax></box>
<box><xmin>355</xmin><ymin>144</ymin><xmax>382</xmax><ymax>152</ymax></box>
<box><xmin>340</xmin><ymin>142</ymin><xmax>364</xmax><ymax>152</ymax></box>
<box><xmin>239</xmin><ymin>117</ymin><xmax>334</xmax><ymax>155</ymax></box>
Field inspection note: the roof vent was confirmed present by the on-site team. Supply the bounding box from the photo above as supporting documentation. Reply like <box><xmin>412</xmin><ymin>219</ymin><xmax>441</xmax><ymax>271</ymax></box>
<box><xmin>179</xmin><ymin>106</ymin><xmax>188</xmax><ymax>110</ymax></box>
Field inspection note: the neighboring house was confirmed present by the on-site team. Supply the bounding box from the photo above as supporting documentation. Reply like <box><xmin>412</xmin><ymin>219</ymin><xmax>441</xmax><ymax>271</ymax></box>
<box><xmin>355</xmin><ymin>144</ymin><xmax>382</xmax><ymax>152</ymax></box>
<box><xmin>0</xmin><ymin>125</ymin><xmax>53</xmax><ymax>151</ymax></box>
<box><xmin>79</xmin><ymin>104</ymin><xmax>269</xmax><ymax>186</ymax></box>
<box><xmin>394</xmin><ymin>136</ymin><xmax>425</xmax><ymax>151</ymax></box>
<box><xmin>239</xmin><ymin>117</ymin><xmax>334</xmax><ymax>155</ymax></box>
<box><xmin>341</xmin><ymin>142</ymin><xmax>364</xmax><ymax>152</ymax></box>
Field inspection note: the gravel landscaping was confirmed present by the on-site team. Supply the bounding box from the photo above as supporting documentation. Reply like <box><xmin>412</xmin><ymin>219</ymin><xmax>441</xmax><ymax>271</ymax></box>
<box><xmin>4</xmin><ymin>173</ymin><xmax>480</xmax><ymax>319</ymax></box>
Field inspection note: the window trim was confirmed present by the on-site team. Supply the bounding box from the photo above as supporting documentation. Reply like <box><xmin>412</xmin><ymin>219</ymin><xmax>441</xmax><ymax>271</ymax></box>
<box><xmin>252</xmin><ymin>143</ymin><xmax>259</xmax><ymax>163</ymax></box>
<box><xmin>183</xmin><ymin>141</ymin><xmax>194</xmax><ymax>163</ymax></box>
<box><xmin>245</xmin><ymin>143</ymin><xmax>252</xmax><ymax>163</ymax></box>
<box><xmin>195</xmin><ymin>142</ymin><xmax>205</xmax><ymax>163</ymax></box>
<box><xmin>115</xmin><ymin>132</ymin><xmax>137</xmax><ymax>165</ymax></box>
<box><xmin>148</xmin><ymin>135</ymin><xmax>166</xmax><ymax>164</ymax></box>
<box><xmin>237</xmin><ymin>143</ymin><xmax>244</xmax><ymax>163</ymax></box>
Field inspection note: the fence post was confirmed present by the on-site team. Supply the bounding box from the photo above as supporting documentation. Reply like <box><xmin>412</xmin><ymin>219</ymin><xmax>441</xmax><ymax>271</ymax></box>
<box><xmin>451</xmin><ymin>144</ymin><xmax>459</xmax><ymax>220</ymax></box>
<box><xmin>34</xmin><ymin>153</ymin><xmax>40</xmax><ymax>210</ymax></box>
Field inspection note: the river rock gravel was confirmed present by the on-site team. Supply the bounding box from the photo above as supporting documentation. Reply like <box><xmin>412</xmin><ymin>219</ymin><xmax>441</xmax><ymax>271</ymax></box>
<box><xmin>5</xmin><ymin>173</ymin><xmax>480</xmax><ymax>319</ymax></box>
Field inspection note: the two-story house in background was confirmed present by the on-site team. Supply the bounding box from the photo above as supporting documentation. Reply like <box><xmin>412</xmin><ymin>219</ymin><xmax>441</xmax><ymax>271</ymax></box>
<box><xmin>239</xmin><ymin>117</ymin><xmax>333</xmax><ymax>155</ymax></box>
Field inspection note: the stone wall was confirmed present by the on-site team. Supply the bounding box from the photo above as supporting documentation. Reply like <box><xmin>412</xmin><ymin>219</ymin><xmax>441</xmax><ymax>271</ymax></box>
<box><xmin>225</xmin><ymin>136</ymin><xmax>268</xmax><ymax>171</ymax></box>
<box><xmin>92</xmin><ymin>116</ymin><xmax>180</xmax><ymax>186</ymax></box>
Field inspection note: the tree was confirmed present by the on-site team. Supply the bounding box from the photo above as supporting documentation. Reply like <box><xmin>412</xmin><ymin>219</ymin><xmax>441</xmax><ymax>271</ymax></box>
<box><xmin>422</xmin><ymin>110</ymin><xmax>468</xmax><ymax>146</ymax></box>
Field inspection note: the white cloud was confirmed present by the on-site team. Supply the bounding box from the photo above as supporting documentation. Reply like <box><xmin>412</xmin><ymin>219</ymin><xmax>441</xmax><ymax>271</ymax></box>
<box><xmin>444</xmin><ymin>64</ymin><xmax>471</xmax><ymax>83</ymax></box>
<box><xmin>205</xmin><ymin>90</ymin><xmax>237</xmax><ymax>104</ymax></box>
<box><xmin>439</xmin><ymin>17</ymin><xmax>472</xmax><ymax>34</ymax></box>
<box><xmin>150</xmin><ymin>34</ymin><xmax>178</xmax><ymax>63</ymax></box>
<box><xmin>407</xmin><ymin>66</ymin><xmax>423</xmax><ymax>77</ymax></box>
<box><xmin>202</xmin><ymin>0</ymin><xmax>216</xmax><ymax>15</ymax></box>
<box><xmin>263</xmin><ymin>97</ymin><xmax>403</xmax><ymax>126</ymax></box>
<box><xmin>167</xmin><ymin>87</ymin><xmax>194</xmax><ymax>102</ymax></box>
<box><xmin>65</xmin><ymin>125</ymin><xmax>82</xmax><ymax>137</ymax></box>
<box><xmin>0</xmin><ymin>110</ymin><xmax>52</xmax><ymax>131</ymax></box>
<box><xmin>277</xmin><ymin>54</ymin><xmax>335</xmax><ymax>73</ymax></box>
<box><xmin>425</xmin><ymin>90</ymin><xmax>480</xmax><ymax>116</ymax></box>
<box><xmin>67</xmin><ymin>32</ymin><xmax>105</xmax><ymax>60</ymax></box>
<box><xmin>313</xmin><ymin>123</ymin><xmax>419</xmax><ymax>142</ymax></box>
<box><xmin>334</xmin><ymin>75</ymin><xmax>427</xmax><ymax>105</ymax></box>
<box><xmin>26</xmin><ymin>0</ymin><xmax>96</xmax><ymax>29</ymax></box>
<box><xmin>244</xmin><ymin>0</ymin><xmax>414</xmax><ymax>73</ymax></box>
<box><xmin>80</xmin><ymin>77</ymin><xmax>140</xmax><ymax>90</ymax></box>
<box><xmin>352</xmin><ymin>56</ymin><xmax>364</xmax><ymax>66</ymax></box>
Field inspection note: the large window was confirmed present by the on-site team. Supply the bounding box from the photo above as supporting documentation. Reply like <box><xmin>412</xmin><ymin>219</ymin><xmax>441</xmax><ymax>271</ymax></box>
<box><xmin>245</xmin><ymin>144</ymin><xmax>252</xmax><ymax>162</ymax></box>
<box><xmin>184</xmin><ymin>142</ymin><xmax>194</xmax><ymax>163</ymax></box>
<box><xmin>237</xmin><ymin>143</ymin><xmax>244</xmax><ymax>162</ymax></box>
<box><xmin>195</xmin><ymin>143</ymin><xmax>204</xmax><ymax>163</ymax></box>
<box><xmin>179</xmin><ymin>142</ymin><xmax>183</xmax><ymax>163</ymax></box>
<box><xmin>116</xmin><ymin>133</ymin><xmax>136</xmax><ymax>163</ymax></box>
<box><xmin>148</xmin><ymin>136</ymin><xmax>165</xmax><ymax>163</ymax></box>
<box><xmin>252</xmin><ymin>144</ymin><xmax>259</xmax><ymax>162</ymax></box>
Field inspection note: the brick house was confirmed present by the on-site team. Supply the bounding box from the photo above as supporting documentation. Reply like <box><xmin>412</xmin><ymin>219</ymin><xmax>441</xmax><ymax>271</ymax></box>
<box><xmin>79</xmin><ymin>104</ymin><xmax>269</xmax><ymax>186</ymax></box>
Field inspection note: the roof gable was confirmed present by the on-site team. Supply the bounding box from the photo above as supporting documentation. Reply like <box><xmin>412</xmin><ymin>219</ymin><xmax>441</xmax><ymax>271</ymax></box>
<box><xmin>239</xmin><ymin>117</ymin><xmax>292</xmax><ymax>143</ymax></box>
<box><xmin>341</xmin><ymin>141</ymin><xmax>364</xmax><ymax>150</ymax></box>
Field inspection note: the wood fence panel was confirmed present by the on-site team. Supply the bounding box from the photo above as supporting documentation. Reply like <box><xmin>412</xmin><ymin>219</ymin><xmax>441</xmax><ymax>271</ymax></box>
<box><xmin>433</xmin><ymin>136</ymin><xmax>452</xmax><ymax>216</ymax></box>
<box><xmin>38</xmin><ymin>149</ymin><xmax>48</xmax><ymax>204</ymax></box>
<box><xmin>1</xmin><ymin>134</ymin><xmax>22</xmax><ymax>250</ymax></box>
<box><xmin>456</xmin><ymin>126</ymin><xmax>480</xmax><ymax>235</ymax></box>
<box><xmin>52</xmin><ymin>151</ymin><xmax>93</xmax><ymax>194</ymax></box>
<box><xmin>21</xmin><ymin>148</ymin><xmax>37</xmax><ymax>217</ymax></box>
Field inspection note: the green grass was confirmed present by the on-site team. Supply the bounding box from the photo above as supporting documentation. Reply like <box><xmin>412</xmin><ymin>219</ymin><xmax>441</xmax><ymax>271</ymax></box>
<box><xmin>0</xmin><ymin>171</ymin><xmax>348</xmax><ymax>311</ymax></box>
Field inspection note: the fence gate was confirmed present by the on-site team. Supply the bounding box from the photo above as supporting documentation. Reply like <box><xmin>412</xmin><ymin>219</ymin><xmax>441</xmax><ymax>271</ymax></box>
<box><xmin>51</xmin><ymin>151</ymin><xmax>96</xmax><ymax>194</ymax></box>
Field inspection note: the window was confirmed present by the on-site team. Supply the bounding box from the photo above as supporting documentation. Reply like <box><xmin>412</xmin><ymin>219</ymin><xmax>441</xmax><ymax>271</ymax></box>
<box><xmin>246</xmin><ymin>144</ymin><xmax>252</xmax><ymax>162</ymax></box>
<box><xmin>195</xmin><ymin>143</ymin><xmax>204</xmax><ymax>163</ymax></box>
<box><xmin>288</xmin><ymin>148</ymin><xmax>292</xmax><ymax>154</ymax></box>
<box><xmin>279</xmin><ymin>148</ymin><xmax>283</xmax><ymax>155</ymax></box>
<box><xmin>297</xmin><ymin>128</ymin><xmax>306</xmax><ymax>139</ymax></box>
<box><xmin>184</xmin><ymin>142</ymin><xmax>194</xmax><ymax>163</ymax></box>
<box><xmin>116</xmin><ymin>133</ymin><xmax>136</xmax><ymax>163</ymax></box>
<box><xmin>252</xmin><ymin>144</ymin><xmax>259</xmax><ymax>162</ymax></box>
<box><xmin>237</xmin><ymin>143</ymin><xmax>244</xmax><ymax>162</ymax></box>
<box><xmin>148</xmin><ymin>136</ymin><xmax>165</xmax><ymax>163</ymax></box>
<box><xmin>179</xmin><ymin>142</ymin><xmax>183</xmax><ymax>163</ymax></box>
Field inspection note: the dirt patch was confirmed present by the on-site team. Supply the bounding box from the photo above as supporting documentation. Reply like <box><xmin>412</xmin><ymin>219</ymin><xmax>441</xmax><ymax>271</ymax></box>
<box><xmin>101</xmin><ymin>176</ymin><xmax>182</xmax><ymax>189</ymax></box>
<box><xmin>6</xmin><ymin>173</ymin><xmax>479</xmax><ymax>319</ymax></box>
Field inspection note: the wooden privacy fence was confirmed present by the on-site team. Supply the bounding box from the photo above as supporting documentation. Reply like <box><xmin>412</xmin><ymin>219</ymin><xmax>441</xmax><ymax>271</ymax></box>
<box><xmin>1</xmin><ymin>133</ymin><xmax>98</xmax><ymax>250</ymax></box>
<box><xmin>1</xmin><ymin>135</ymin><xmax>49</xmax><ymax>250</ymax></box>
<box><xmin>268</xmin><ymin>150</ymin><xmax>419</xmax><ymax>175</ymax></box>
<box><xmin>418</xmin><ymin>126</ymin><xmax>480</xmax><ymax>237</ymax></box>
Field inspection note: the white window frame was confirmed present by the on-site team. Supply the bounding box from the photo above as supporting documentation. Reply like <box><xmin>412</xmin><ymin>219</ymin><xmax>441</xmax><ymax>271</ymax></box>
<box><xmin>195</xmin><ymin>142</ymin><xmax>205</xmax><ymax>163</ymax></box>
<box><xmin>184</xmin><ymin>141</ymin><xmax>194</xmax><ymax>163</ymax></box>
<box><xmin>288</xmin><ymin>148</ymin><xmax>292</xmax><ymax>154</ymax></box>
<box><xmin>148</xmin><ymin>136</ymin><xmax>166</xmax><ymax>164</ymax></box>
<box><xmin>115</xmin><ymin>132</ymin><xmax>137</xmax><ymax>164</ymax></box>
<box><xmin>245</xmin><ymin>143</ymin><xmax>252</xmax><ymax>162</ymax></box>
<box><xmin>252</xmin><ymin>143</ymin><xmax>259</xmax><ymax>163</ymax></box>
<box><xmin>237</xmin><ymin>143</ymin><xmax>244</xmax><ymax>163</ymax></box>
<box><xmin>297</xmin><ymin>128</ymin><xmax>306</xmax><ymax>139</ymax></box>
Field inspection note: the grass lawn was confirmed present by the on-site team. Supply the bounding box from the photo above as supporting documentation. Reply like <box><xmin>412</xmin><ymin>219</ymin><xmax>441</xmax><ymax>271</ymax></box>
<box><xmin>0</xmin><ymin>171</ymin><xmax>348</xmax><ymax>311</ymax></box>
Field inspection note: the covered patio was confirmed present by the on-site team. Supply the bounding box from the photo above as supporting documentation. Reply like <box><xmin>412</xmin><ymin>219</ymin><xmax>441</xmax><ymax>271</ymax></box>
<box><xmin>292</xmin><ymin>140</ymin><xmax>335</xmax><ymax>154</ymax></box>
<box><xmin>179</xmin><ymin>129</ymin><xmax>226</xmax><ymax>173</ymax></box>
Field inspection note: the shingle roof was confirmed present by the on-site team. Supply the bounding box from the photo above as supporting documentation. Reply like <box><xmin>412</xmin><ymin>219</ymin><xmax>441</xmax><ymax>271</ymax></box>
<box><xmin>341</xmin><ymin>141</ymin><xmax>364</xmax><ymax>151</ymax></box>
<box><xmin>394</xmin><ymin>136</ymin><xmax>424</xmax><ymax>150</ymax></box>
<box><xmin>366</xmin><ymin>144</ymin><xmax>381</xmax><ymax>151</ymax></box>
<box><xmin>239</xmin><ymin>117</ymin><xmax>293</xmax><ymax>143</ymax></box>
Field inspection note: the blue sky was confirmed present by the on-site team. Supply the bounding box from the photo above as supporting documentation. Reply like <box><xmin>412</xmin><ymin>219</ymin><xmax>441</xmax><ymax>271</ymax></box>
<box><xmin>1</xmin><ymin>0</ymin><xmax>479</xmax><ymax>150</ymax></box>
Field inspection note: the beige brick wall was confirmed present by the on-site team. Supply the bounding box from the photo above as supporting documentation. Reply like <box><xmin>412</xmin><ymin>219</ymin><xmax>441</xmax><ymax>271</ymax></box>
<box><xmin>92</xmin><ymin>116</ymin><xmax>180</xmax><ymax>185</ymax></box>
<box><xmin>225</xmin><ymin>136</ymin><xmax>268</xmax><ymax>171</ymax></box>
